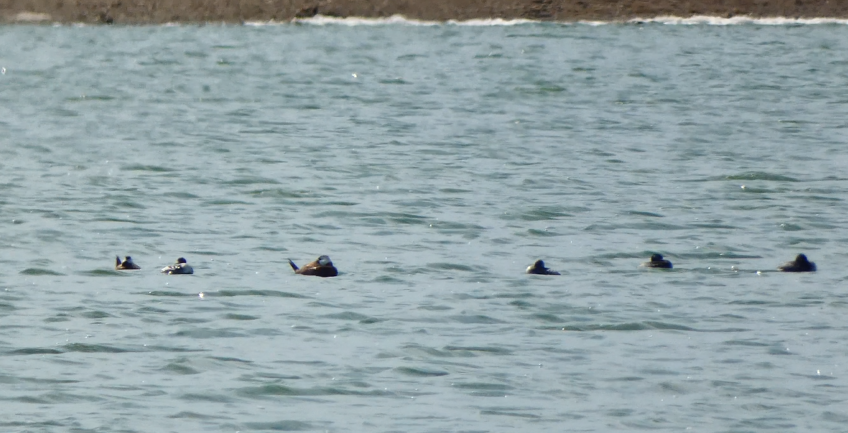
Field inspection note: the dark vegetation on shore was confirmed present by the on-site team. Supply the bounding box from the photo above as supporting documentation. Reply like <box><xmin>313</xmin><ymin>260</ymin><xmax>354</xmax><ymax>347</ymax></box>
<box><xmin>2</xmin><ymin>0</ymin><xmax>847</xmax><ymax>24</ymax></box>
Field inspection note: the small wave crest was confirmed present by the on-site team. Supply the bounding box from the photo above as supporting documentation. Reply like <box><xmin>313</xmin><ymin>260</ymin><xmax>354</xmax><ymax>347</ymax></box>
<box><xmin>294</xmin><ymin>14</ymin><xmax>437</xmax><ymax>26</ymax></box>
<box><xmin>248</xmin><ymin>14</ymin><xmax>848</xmax><ymax>27</ymax></box>
<box><xmin>41</xmin><ymin>12</ymin><xmax>848</xmax><ymax>27</ymax></box>
<box><xmin>630</xmin><ymin>15</ymin><xmax>848</xmax><ymax>25</ymax></box>
<box><xmin>253</xmin><ymin>14</ymin><xmax>538</xmax><ymax>26</ymax></box>
<box><xmin>447</xmin><ymin>18</ymin><xmax>538</xmax><ymax>26</ymax></box>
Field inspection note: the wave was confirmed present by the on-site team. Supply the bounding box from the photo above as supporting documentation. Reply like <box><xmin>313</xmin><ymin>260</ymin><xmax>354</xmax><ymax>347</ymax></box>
<box><xmin>13</xmin><ymin>11</ymin><xmax>848</xmax><ymax>26</ymax></box>
<box><xmin>280</xmin><ymin>15</ymin><xmax>536</xmax><ymax>26</ymax></box>
<box><xmin>290</xmin><ymin>14</ymin><xmax>439</xmax><ymax>26</ymax></box>
<box><xmin>632</xmin><ymin>15</ymin><xmax>848</xmax><ymax>25</ymax></box>
<box><xmin>243</xmin><ymin>14</ymin><xmax>848</xmax><ymax>27</ymax></box>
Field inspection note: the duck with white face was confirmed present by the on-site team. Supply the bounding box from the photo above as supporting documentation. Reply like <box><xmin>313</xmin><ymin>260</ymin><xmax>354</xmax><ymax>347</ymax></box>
<box><xmin>778</xmin><ymin>253</ymin><xmax>816</xmax><ymax>272</ymax></box>
<box><xmin>526</xmin><ymin>259</ymin><xmax>560</xmax><ymax>275</ymax></box>
<box><xmin>115</xmin><ymin>256</ymin><xmax>141</xmax><ymax>270</ymax></box>
<box><xmin>641</xmin><ymin>254</ymin><xmax>672</xmax><ymax>269</ymax></box>
<box><xmin>161</xmin><ymin>257</ymin><xmax>194</xmax><ymax>275</ymax></box>
<box><xmin>289</xmin><ymin>255</ymin><xmax>338</xmax><ymax>277</ymax></box>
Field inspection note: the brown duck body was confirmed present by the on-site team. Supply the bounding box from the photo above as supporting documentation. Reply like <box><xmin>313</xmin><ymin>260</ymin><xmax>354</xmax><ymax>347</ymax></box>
<box><xmin>526</xmin><ymin>259</ymin><xmax>560</xmax><ymax>275</ymax></box>
<box><xmin>115</xmin><ymin>255</ymin><xmax>141</xmax><ymax>270</ymax></box>
<box><xmin>778</xmin><ymin>254</ymin><xmax>816</xmax><ymax>272</ymax></box>
<box><xmin>641</xmin><ymin>254</ymin><xmax>672</xmax><ymax>269</ymax></box>
<box><xmin>289</xmin><ymin>255</ymin><xmax>338</xmax><ymax>277</ymax></box>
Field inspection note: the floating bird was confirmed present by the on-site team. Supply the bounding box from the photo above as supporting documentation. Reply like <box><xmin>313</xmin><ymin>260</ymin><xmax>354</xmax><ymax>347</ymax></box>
<box><xmin>641</xmin><ymin>253</ymin><xmax>672</xmax><ymax>269</ymax></box>
<box><xmin>526</xmin><ymin>259</ymin><xmax>560</xmax><ymax>275</ymax></box>
<box><xmin>289</xmin><ymin>255</ymin><xmax>338</xmax><ymax>277</ymax></box>
<box><xmin>115</xmin><ymin>256</ymin><xmax>140</xmax><ymax>270</ymax></box>
<box><xmin>778</xmin><ymin>253</ymin><xmax>816</xmax><ymax>272</ymax></box>
<box><xmin>161</xmin><ymin>257</ymin><xmax>194</xmax><ymax>275</ymax></box>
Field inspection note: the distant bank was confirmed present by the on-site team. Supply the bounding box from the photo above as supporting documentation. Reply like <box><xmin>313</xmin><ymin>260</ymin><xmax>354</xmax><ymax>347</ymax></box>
<box><xmin>3</xmin><ymin>0</ymin><xmax>848</xmax><ymax>24</ymax></box>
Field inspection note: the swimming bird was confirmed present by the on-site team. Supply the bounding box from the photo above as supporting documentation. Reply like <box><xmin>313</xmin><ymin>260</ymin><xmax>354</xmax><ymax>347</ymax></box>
<box><xmin>161</xmin><ymin>257</ymin><xmax>194</xmax><ymax>275</ymax></box>
<box><xmin>778</xmin><ymin>253</ymin><xmax>816</xmax><ymax>272</ymax></box>
<box><xmin>115</xmin><ymin>256</ymin><xmax>140</xmax><ymax>270</ymax></box>
<box><xmin>289</xmin><ymin>255</ymin><xmax>338</xmax><ymax>277</ymax></box>
<box><xmin>641</xmin><ymin>253</ymin><xmax>672</xmax><ymax>269</ymax></box>
<box><xmin>526</xmin><ymin>259</ymin><xmax>560</xmax><ymax>275</ymax></box>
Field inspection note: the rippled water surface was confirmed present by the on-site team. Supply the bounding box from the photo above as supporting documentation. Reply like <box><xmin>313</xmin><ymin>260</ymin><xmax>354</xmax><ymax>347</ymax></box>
<box><xmin>2</xmin><ymin>21</ymin><xmax>848</xmax><ymax>432</ymax></box>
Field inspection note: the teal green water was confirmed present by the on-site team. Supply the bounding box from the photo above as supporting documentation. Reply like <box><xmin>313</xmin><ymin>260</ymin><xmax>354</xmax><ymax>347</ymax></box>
<box><xmin>1</xmin><ymin>22</ymin><xmax>848</xmax><ymax>432</ymax></box>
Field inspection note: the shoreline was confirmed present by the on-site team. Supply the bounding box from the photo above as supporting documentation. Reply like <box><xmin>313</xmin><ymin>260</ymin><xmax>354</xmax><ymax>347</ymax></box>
<box><xmin>3</xmin><ymin>0</ymin><xmax>848</xmax><ymax>25</ymax></box>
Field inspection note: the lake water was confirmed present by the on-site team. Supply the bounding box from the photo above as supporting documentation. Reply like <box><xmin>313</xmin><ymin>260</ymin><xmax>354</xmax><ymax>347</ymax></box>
<box><xmin>1</xmin><ymin>17</ymin><xmax>848</xmax><ymax>432</ymax></box>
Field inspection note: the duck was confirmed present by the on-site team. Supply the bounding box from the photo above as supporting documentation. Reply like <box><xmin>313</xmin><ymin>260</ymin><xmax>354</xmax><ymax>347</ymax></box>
<box><xmin>161</xmin><ymin>257</ymin><xmax>194</xmax><ymax>275</ymax></box>
<box><xmin>115</xmin><ymin>256</ymin><xmax>141</xmax><ymax>270</ymax></box>
<box><xmin>641</xmin><ymin>253</ymin><xmax>672</xmax><ymax>269</ymax></box>
<box><xmin>778</xmin><ymin>253</ymin><xmax>816</xmax><ymax>272</ymax></box>
<box><xmin>526</xmin><ymin>259</ymin><xmax>560</xmax><ymax>275</ymax></box>
<box><xmin>289</xmin><ymin>255</ymin><xmax>338</xmax><ymax>277</ymax></box>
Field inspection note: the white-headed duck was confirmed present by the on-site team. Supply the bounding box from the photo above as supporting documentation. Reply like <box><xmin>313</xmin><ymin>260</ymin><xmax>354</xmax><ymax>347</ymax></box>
<box><xmin>778</xmin><ymin>253</ymin><xmax>816</xmax><ymax>272</ymax></box>
<box><xmin>526</xmin><ymin>259</ymin><xmax>560</xmax><ymax>275</ymax></box>
<box><xmin>115</xmin><ymin>256</ymin><xmax>141</xmax><ymax>270</ymax></box>
<box><xmin>641</xmin><ymin>253</ymin><xmax>672</xmax><ymax>269</ymax></box>
<box><xmin>289</xmin><ymin>255</ymin><xmax>338</xmax><ymax>277</ymax></box>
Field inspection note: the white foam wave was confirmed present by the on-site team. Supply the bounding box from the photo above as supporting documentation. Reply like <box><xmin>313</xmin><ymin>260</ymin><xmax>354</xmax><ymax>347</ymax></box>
<box><xmin>446</xmin><ymin>18</ymin><xmax>538</xmax><ymax>26</ymax></box>
<box><xmin>247</xmin><ymin>13</ymin><xmax>848</xmax><ymax>27</ymax></box>
<box><xmin>283</xmin><ymin>14</ymin><xmax>539</xmax><ymax>26</ymax></box>
<box><xmin>292</xmin><ymin>14</ymin><xmax>440</xmax><ymax>26</ymax></box>
<box><xmin>630</xmin><ymin>15</ymin><xmax>848</xmax><ymax>25</ymax></box>
<box><xmin>14</xmin><ymin>12</ymin><xmax>52</xmax><ymax>22</ymax></box>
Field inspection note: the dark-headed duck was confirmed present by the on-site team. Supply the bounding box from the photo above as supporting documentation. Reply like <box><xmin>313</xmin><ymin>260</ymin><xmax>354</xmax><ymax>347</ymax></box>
<box><xmin>778</xmin><ymin>253</ymin><xmax>816</xmax><ymax>272</ymax></box>
<box><xmin>161</xmin><ymin>257</ymin><xmax>194</xmax><ymax>275</ymax></box>
<box><xmin>115</xmin><ymin>256</ymin><xmax>141</xmax><ymax>270</ymax></box>
<box><xmin>641</xmin><ymin>254</ymin><xmax>672</xmax><ymax>269</ymax></box>
<box><xmin>526</xmin><ymin>259</ymin><xmax>560</xmax><ymax>275</ymax></box>
<box><xmin>289</xmin><ymin>255</ymin><xmax>338</xmax><ymax>277</ymax></box>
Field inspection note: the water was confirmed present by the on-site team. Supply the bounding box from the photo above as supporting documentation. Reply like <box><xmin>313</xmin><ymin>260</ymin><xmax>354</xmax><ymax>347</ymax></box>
<box><xmin>1</xmin><ymin>20</ymin><xmax>848</xmax><ymax>432</ymax></box>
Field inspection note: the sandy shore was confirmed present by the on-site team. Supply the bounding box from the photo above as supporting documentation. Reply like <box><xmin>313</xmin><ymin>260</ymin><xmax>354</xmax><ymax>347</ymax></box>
<box><xmin>2</xmin><ymin>0</ymin><xmax>847</xmax><ymax>24</ymax></box>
